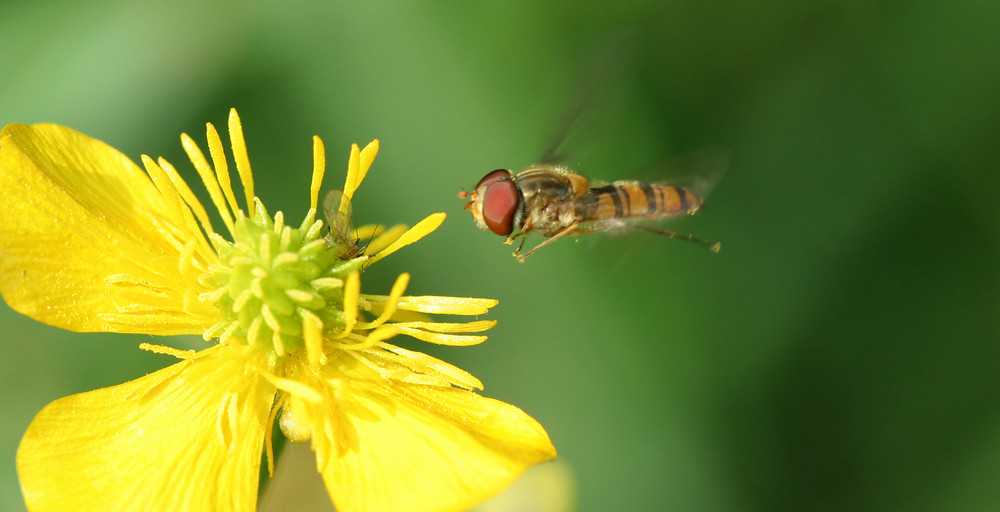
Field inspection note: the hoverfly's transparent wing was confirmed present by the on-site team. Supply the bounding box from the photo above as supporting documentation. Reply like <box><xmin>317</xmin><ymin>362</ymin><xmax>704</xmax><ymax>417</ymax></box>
<box><xmin>619</xmin><ymin>146</ymin><xmax>726</xmax><ymax>254</ymax></box>
<box><xmin>653</xmin><ymin>146</ymin><xmax>730</xmax><ymax>201</ymax></box>
<box><xmin>537</xmin><ymin>84</ymin><xmax>592</xmax><ymax>166</ymax></box>
<box><xmin>538</xmin><ymin>34</ymin><xmax>636</xmax><ymax>166</ymax></box>
<box><xmin>323</xmin><ymin>189</ymin><xmax>361</xmax><ymax>258</ymax></box>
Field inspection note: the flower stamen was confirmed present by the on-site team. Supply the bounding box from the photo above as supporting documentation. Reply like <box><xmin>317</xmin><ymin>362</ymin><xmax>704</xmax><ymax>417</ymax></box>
<box><xmin>264</xmin><ymin>392</ymin><xmax>288</xmax><ymax>477</ymax></box>
<box><xmin>336</xmin><ymin>272</ymin><xmax>360</xmax><ymax>337</ymax></box>
<box><xmin>300</xmin><ymin>308</ymin><xmax>324</xmax><ymax>367</ymax></box>
<box><xmin>156</xmin><ymin>156</ymin><xmax>221</xmax><ymax>246</ymax></box>
<box><xmin>205</xmin><ymin>122</ymin><xmax>242</xmax><ymax>218</ymax></box>
<box><xmin>367</xmin><ymin>213</ymin><xmax>446</xmax><ymax>264</ymax></box>
<box><xmin>227</xmin><ymin>109</ymin><xmax>255</xmax><ymax>209</ymax></box>
<box><xmin>309</xmin><ymin>136</ymin><xmax>326</xmax><ymax>214</ymax></box>
<box><xmin>263</xmin><ymin>370</ymin><xmax>324</xmax><ymax>403</ymax></box>
<box><xmin>182</xmin><ymin>132</ymin><xmax>236</xmax><ymax>235</ymax></box>
<box><xmin>356</xmin><ymin>273</ymin><xmax>409</xmax><ymax>329</ymax></box>
<box><xmin>362</xmin><ymin>295</ymin><xmax>498</xmax><ymax>315</ymax></box>
<box><xmin>139</xmin><ymin>343</ymin><xmax>196</xmax><ymax>360</ymax></box>
<box><xmin>356</xmin><ymin>325</ymin><xmax>398</xmax><ymax>350</ymax></box>
<box><xmin>363</xmin><ymin>224</ymin><xmax>407</xmax><ymax>254</ymax></box>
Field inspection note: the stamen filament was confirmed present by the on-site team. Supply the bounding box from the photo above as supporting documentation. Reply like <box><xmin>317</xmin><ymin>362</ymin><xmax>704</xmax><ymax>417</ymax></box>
<box><xmin>301</xmin><ymin>309</ymin><xmax>324</xmax><ymax>368</ymax></box>
<box><xmin>228</xmin><ymin>109</ymin><xmax>255</xmax><ymax>209</ymax></box>
<box><xmin>391</xmin><ymin>320</ymin><xmax>497</xmax><ymax>333</ymax></box>
<box><xmin>156</xmin><ymin>157</ymin><xmax>219</xmax><ymax>243</ymax></box>
<box><xmin>310</xmin><ymin>136</ymin><xmax>326</xmax><ymax>213</ymax></box>
<box><xmin>181</xmin><ymin>132</ymin><xmax>236</xmax><ymax>235</ymax></box>
<box><xmin>368</xmin><ymin>213</ymin><xmax>446</xmax><ymax>264</ymax></box>
<box><xmin>356</xmin><ymin>273</ymin><xmax>409</xmax><ymax>329</ymax></box>
<box><xmin>205</xmin><ymin>122</ymin><xmax>242</xmax><ymax>217</ymax></box>
<box><xmin>216</xmin><ymin>394</ymin><xmax>233</xmax><ymax>447</ymax></box>
<box><xmin>343</xmin><ymin>143</ymin><xmax>362</xmax><ymax>200</ymax></box>
<box><xmin>264</xmin><ymin>392</ymin><xmax>288</xmax><ymax>477</ymax></box>
<box><xmin>139</xmin><ymin>343</ymin><xmax>196</xmax><ymax>360</ymax></box>
<box><xmin>362</xmin><ymin>295</ymin><xmax>498</xmax><ymax>315</ymax></box>
<box><xmin>337</xmin><ymin>271</ymin><xmax>360</xmax><ymax>337</ymax></box>
<box><xmin>354</xmin><ymin>140</ymin><xmax>379</xmax><ymax>198</ymax></box>
<box><xmin>365</xmin><ymin>224</ymin><xmax>408</xmax><ymax>255</ymax></box>
<box><xmin>394</xmin><ymin>327</ymin><xmax>487</xmax><ymax>346</ymax></box>
<box><xmin>141</xmin><ymin>156</ymin><xmax>216</xmax><ymax>260</ymax></box>
<box><xmin>262</xmin><ymin>372</ymin><xmax>323</xmax><ymax>403</ymax></box>
<box><xmin>349</xmin><ymin>325</ymin><xmax>397</xmax><ymax>351</ymax></box>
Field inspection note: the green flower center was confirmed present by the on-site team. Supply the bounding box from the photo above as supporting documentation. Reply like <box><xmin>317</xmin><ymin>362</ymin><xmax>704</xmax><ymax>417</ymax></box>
<box><xmin>202</xmin><ymin>205</ymin><xmax>364</xmax><ymax>357</ymax></box>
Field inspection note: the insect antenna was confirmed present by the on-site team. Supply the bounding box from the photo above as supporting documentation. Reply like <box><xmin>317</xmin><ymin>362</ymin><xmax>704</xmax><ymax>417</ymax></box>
<box><xmin>353</xmin><ymin>224</ymin><xmax>382</xmax><ymax>255</ymax></box>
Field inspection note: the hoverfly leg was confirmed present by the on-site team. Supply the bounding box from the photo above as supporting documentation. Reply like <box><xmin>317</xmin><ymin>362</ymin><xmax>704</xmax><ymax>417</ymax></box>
<box><xmin>633</xmin><ymin>225</ymin><xmax>721</xmax><ymax>253</ymax></box>
<box><xmin>515</xmin><ymin>222</ymin><xmax>580</xmax><ymax>263</ymax></box>
<box><xmin>504</xmin><ymin>217</ymin><xmax>534</xmax><ymax>246</ymax></box>
<box><xmin>511</xmin><ymin>236</ymin><xmax>529</xmax><ymax>259</ymax></box>
<box><xmin>505</xmin><ymin>231</ymin><xmax>525</xmax><ymax>246</ymax></box>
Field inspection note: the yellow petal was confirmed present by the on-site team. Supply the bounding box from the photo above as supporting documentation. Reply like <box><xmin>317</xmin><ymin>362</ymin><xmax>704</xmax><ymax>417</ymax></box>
<box><xmin>307</xmin><ymin>361</ymin><xmax>556</xmax><ymax>512</ymax></box>
<box><xmin>473</xmin><ymin>460</ymin><xmax>577</xmax><ymax>512</ymax></box>
<box><xmin>0</xmin><ymin>123</ymin><xmax>216</xmax><ymax>334</ymax></box>
<box><xmin>17</xmin><ymin>346</ymin><xmax>275</xmax><ymax>512</ymax></box>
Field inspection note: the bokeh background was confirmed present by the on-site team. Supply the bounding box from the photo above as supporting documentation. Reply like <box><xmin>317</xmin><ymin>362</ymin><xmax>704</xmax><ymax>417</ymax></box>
<box><xmin>3</xmin><ymin>1</ymin><xmax>1000</xmax><ymax>511</ymax></box>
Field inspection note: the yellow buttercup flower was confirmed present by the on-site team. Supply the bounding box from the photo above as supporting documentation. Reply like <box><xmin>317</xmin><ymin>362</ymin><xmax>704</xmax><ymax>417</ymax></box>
<box><xmin>0</xmin><ymin>109</ymin><xmax>555</xmax><ymax>512</ymax></box>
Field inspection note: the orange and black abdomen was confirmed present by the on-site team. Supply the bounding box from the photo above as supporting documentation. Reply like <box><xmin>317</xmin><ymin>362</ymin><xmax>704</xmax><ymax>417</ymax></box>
<box><xmin>578</xmin><ymin>182</ymin><xmax>703</xmax><ymax>222</ymax></box>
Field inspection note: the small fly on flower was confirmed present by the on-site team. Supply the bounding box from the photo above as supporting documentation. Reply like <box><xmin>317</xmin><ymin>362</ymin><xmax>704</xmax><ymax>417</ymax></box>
<box><xmin>458</xmin><ymin>165</ymin><xmax>722</xmax><ymax>262</ymax></box>
<box><xmin>322</xmin><ymin>189</ymin><xmax>366</xmax><ymax>259</ymax></box>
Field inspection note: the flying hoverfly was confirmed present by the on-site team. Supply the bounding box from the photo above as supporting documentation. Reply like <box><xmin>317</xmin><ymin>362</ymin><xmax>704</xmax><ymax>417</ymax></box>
<box><xmin>459</xmin><ymin>37</ymin><xmax>722</xmax><ymax>262</ymax></box>
<box><xmin>458</xmin><ymin>160</ymin><xmax>721</xmax><ymax>262</ymax></box>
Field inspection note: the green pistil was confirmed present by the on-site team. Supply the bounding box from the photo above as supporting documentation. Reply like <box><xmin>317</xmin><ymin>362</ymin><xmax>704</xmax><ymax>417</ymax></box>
<box><xmin>203</xmin><ymin>203</ymin><xmax>365</xmax><ymax>357</ymax></box>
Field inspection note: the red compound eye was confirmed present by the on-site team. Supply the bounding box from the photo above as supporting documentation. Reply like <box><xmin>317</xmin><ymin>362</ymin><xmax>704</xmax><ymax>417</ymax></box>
<box><xmin>481</xmin><ymin>178</ymin><xmax>520</xmax><ymax>236</ymax></box>
<box><xmin>475</xmin><ymin>169</ymin><xmax>512</xmax><ymax>190</ymax></box>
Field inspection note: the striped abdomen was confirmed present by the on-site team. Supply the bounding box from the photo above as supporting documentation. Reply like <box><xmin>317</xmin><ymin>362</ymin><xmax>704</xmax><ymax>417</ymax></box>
<box><xmin>578</xmin><ymin>182</ymin><xmax>702</xmax><ymax>223</ymax></box>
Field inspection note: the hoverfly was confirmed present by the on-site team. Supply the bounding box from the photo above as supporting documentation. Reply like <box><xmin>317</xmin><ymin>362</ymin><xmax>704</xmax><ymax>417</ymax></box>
<box><xmin>322</xmin><ymin>189</ymin><xmax>366</xmax><ymax>259</ymax></box>
<box><xmin>458</xmin><ymin>161</ymin><xmax>721</xmax><ymax>262</ymax></box>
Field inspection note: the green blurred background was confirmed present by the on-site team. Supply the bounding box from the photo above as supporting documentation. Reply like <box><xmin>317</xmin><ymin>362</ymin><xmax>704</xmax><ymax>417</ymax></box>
<box><xmin>3</xmin><ymin>1</ymin><xmax>1000</xmax><ymax>511</ymax></box>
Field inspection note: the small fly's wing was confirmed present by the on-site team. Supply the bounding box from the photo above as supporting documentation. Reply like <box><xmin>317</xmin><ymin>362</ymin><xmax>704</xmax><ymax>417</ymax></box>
<box><xmin>322</xmin><ymin>189</ymin><xmax>361</xmax><ymax>258</ymax></box>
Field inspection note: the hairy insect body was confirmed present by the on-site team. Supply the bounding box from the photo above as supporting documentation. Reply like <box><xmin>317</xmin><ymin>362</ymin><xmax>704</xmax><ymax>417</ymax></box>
<box><xmin>460</xmin><ymin>164</ymin><xmax>717</xmax><ymax>261</ymax></box>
